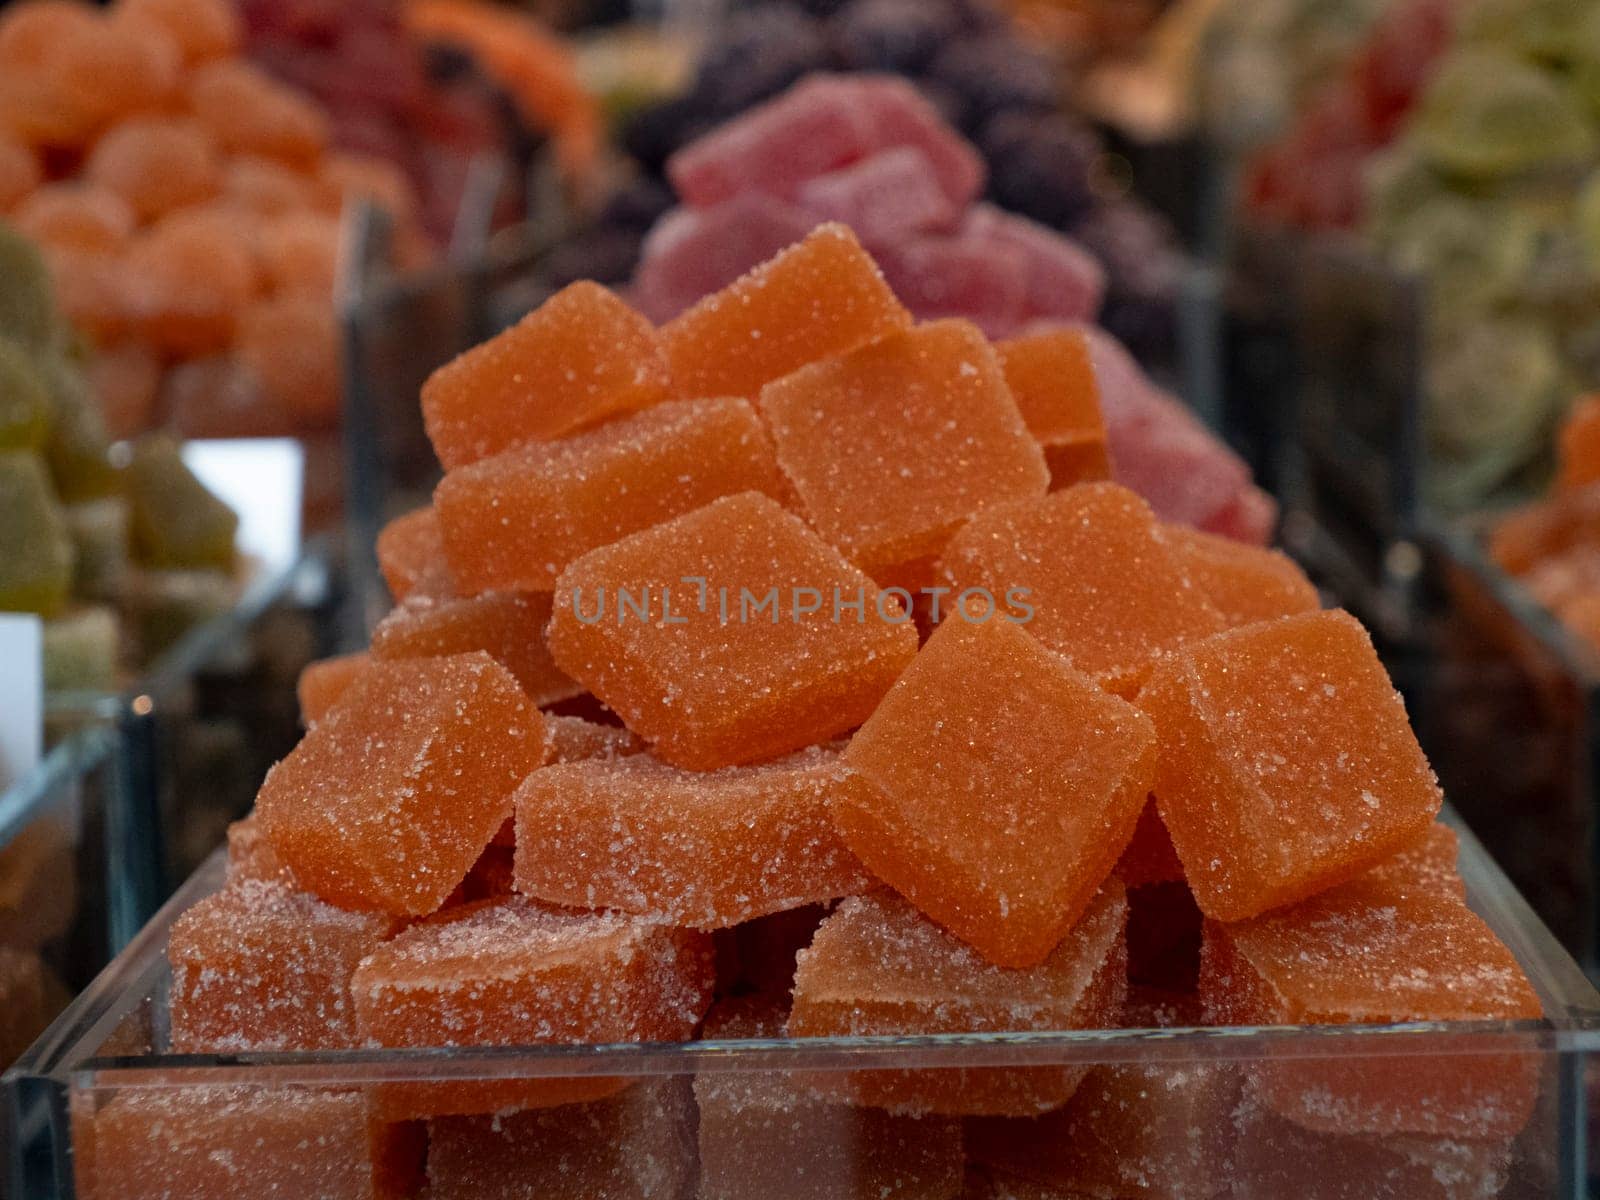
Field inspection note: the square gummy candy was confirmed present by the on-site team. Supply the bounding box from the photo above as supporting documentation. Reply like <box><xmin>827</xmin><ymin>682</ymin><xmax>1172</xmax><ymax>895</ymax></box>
<box><xmin>351</xmin><ymin>895</ymin><xmax>714</xmax><ymax>1118</ymax></box>
<box><xmin>1159</xmin><ymin>523</ymin><xmax>1319</xmax><ymax>627</ymax></box>
<box><xmin>545</xmin><ymin>713</ymin><xmax>645</xmax><ymax>763</ymax></box>
<box><xmin>547</xmin><ymin>492</ymin><xmax>918</xmax><ymax>770</ymax></box>
<box><xmin>660</xmin><ymin>224</ymin><xmax>911</xmax><ymax>401</ymax></box>
<box><xmin>224</xmin><ymin>813</ymin><xmax>296</xmax><ymax>886</ymax></box>
<box><xmin>513</xmin><ymin>744</ymin><xmax>872</xmax><ymax>929</ymax></box>
<box><xmin>256</xmin><ymin>653</ymin><xmax>546</xmax><ymax>916</ymax></box>
<box><xmin>376</xmin><ymin>505</ymin><xmax>455</xmax><ymax>601</ymax></box>
<box><xmin>169</xmin><ymin>876</ymin><xmax>401</xmax><ymax>1052</ymax></box>
<box><xmin>370</xmin><ymin>591</ymin><xmax>581</xmax><ymax>707</ymax></box>
<box><xmin>942</xmin><ymin>483</ymin><xmax>1226</xmax><ymax>696</ymax></box>
<box><xmin>426</xmin><ymin>1079</ymin><xmax>697</xmax><ymax>1200</ymax></box>
<box><xmin>1136</xmin><ymin>609</ymin><xmax>1444</xmax><ymax>921</ymax></box>
<box><xmin>421</xmin><ymin>282</ymin><xmax>672</xmax><ymax>470</ymax></box>
<box><xmin>696</xmin><ymin>996</ymin><xmax>963</xmax><ymax>1200</ymax></box>
<box><xmin>787</xmin><ymin>886</ymin><xmax>1127</xmax><ymax>1117</ymax></box>
<box><xmin>967</xmin><ymin>990</ymin><xmax>1236</xmax><ymax>1200</ymax></box>
<box><xmin>73</xmin><ymin>1086</ymin><xmax>421</xmax><ymax>1200</ymax></box>
<box><xmin>1202</xmin><ymin>872</ymin><xmax>1541</xmax><ymax>1139</ymax></box>
<box><xmin>994</xmin><ymin>329</ymin><xmax>1112</xmax><ymax>488</ymax></box>
<box><xmin>433</xmin><ymin>396</ymin><xmax>791</xmax><ymax>593</ymax></box>
<box><xmin>296</xmin><ymin>650</ymin><xmax>370</xmax><ymax>726</ymax></box>
<box><xmin>837</xmin><ymin>615</ymin><xmax>1156</xmax><ymax>968</ymax></box>
<box><xmin>1362</xmin><ymin>821</ymin><xmax>1462</xmax><ymax>898</ymax></box>
<box><xmin>758</xmin><ymin>319</ymin><xmax>1049</xmax><ymax>578</ymax></box>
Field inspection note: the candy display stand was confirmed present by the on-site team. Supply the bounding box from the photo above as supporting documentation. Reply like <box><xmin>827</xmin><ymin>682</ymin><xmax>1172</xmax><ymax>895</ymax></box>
<box><xmin>1417</xmin><ymin>523</ymin><xmax>1600</xmax><ymax>980</ymax></box>
<box><xmin>5</xmin><ymin>813</ymin><xmax>1596</xmax><ymax>1198</ymax></box>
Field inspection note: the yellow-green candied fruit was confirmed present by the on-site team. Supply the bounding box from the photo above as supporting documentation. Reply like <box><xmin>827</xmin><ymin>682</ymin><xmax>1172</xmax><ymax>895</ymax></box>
<box><xmin>40</xmin><ymin>352</ymin><xmax>120</xmax><ymax>502</ymax></box>
<box><xmin>126</xmin><ymin>436</ymin><xmax>239</xmax><ymax>571</ymax></box>
<box><xmin>0</xmin><ymin>222</ymin><xmax>59</xmax><ymax>352</ymax></box>
<box><xmin>0</xmin><ymin>338</ymin><xmax>50</xmax><ymax>450</ymax></box>
<box><xmin>0</xmin><ymin>450</ymin><xmax>75</xmax><ymax>616</ymax></box>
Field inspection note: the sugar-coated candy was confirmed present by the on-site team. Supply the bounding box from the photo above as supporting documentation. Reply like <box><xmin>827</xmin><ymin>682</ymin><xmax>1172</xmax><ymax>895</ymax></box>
<box><xmin>0</xmin><ymin>450</ymin><xmax>73</xmax><ymax>616</ymax></box>
<box><xmin>64</xmin><ymin>496</ymin><xmax>130</xmax><ymax>597</ymax></box>
<box><xmin>995</xmin><ymin>328</ymin><xmax>1111</xmax><ymax>488</ymax></box>
<box><xmin>548</xmin><ymin>492</ymin><xmax>917</xmax><ymax>770</ymax></box>
<box><xmin>257</xmin><ymin>653</ymin><xmax>545</xmax><ymax>916</ymax></box>
<box><xmin>660</xmin><ymin>224</ymin><xmax>911</xmax><ymax>401</ymax></box>
<box><xmin>942</xmin><ymin>482</ymin><xmax>1226</xmax><ymax>695</ymax></box>
<box><xmin>796</xmin><ymin>147</ymin><xmax>960</xmax><ymax>246</ymax></box>
<box><xmin>788</xmin><ymin>886</ymin><xmax>1127</xmax><ymax>1116</ymax></box>
<box><xmin>962</xmin><ymin>206</ymin><xmax>1105</xmax><ymax>324</ymax></box>
<box><xmin>224</xmin><ymin>813</ymin><xmax>296</xmax><ymax>886</ymax></box>
<box><xmin>1202</xmin><ymin>873</ymin><xmax>1541</xmax><ymax>1138</ymax></box>
<box><xmin>13</xmin><ymin>183</ymin><xmax>135</xmax><ymax>254</ymax></box>
<box><xmin>126</xmin><ymin>436</ymin><xmax>238</xmax><ymax>571</ymax></box>
<box><xmin>120</xmin><ymin>0</ymin><xmax>240</xmax><ymax>63</ymax></box>
<box><xmin>427</xmin><ymin>1079</ymin><xmax>698</xmax><ymax>1200</ymax></box>
<box><xmin>838</xmin><ymin>616</ymin><xmax>1155</xmax><ymax>967</ymax></box>
<box><xmin>371</xmin><ymin>591</ymin><xmax>580</xmax><ymax>707</ymax></box>
<box><xmin>40</xmin><ymin>352</ymin><xmax>120</xmax><ymax>502</ymax></box>
<box><xmin>876</xmin><ymin>235</ymin><xmax>1027</xmax><ymax>337</ymax></box>
<box><xmin>759</xmin><ymin>319</ymin><xmax>1047</xmax><ymax>578</ymax></box>
<box><xmin>1363</xmin><ymin>821</ymin><xmax>1463</xmax><ymax>897</ymax></box>
<box><xmin>968</xmin><ymin>990</ymin><xmax>1235</xmax><ymax>1200</ymax></box>
<box><xmin>514</xmin><ymin>744</ymin><xmax>872</xmax><ymax>928</ymax></box>
<box><xmin>422</xmin><ymin>281</ymin><xmax>672</xmax><ymax>470</ymax></box>
<box><xmin>296</xmin><ymin>650</ymin><xmax>371</xmax><ymax>727</ymax></box>
<box><xmin>852</xmin><ymin>76</ymin><xmax>986</xmax><ymax>210</ymax></box>
<box><xmin>544</xmin><ymin>714</ymin><xmax>644</xmax><ymax>763</ymax></box>
<box><xmin>42</xmin><ymin>605</ymin><xmax>117</xmax><ymax>690</ymax></box>
<box><xmin>1114</xmin><ymin>800</ymin><xmax>1185</xmax><ymax>888</ymax></box>
<box><xmin>697</xmin><ymin>997</ymin><xmax>963</xmax><ymax>1200</ymax></box>
<box><xmin>376</xmin><ymin>505</ymin><xmax>455</xmax><ymax>602</ymax></box>
<box><xmin>169</xmin><ymin>876</ymin><xmax>400</xmax><ymax>1052</ymax></box>
<box><xmin>1137</xmin><ymin>609</ymin><xmax>1444</xmax><ymax>920</ymax></box>
<box><xmin>1160</xmin><ymin>523</ymin><xmax>1320</xmax><ymax>626</ymax></box>
<box><xmin>73</xmin><ymin>1086</ymin><xmax>421</xmax><ymax>1200</ymax></box>
<box><xmin>0</xmin><ymin>219</ymin><xmax>58</xmax><ymax>351</ymax></box>
<box><xmin>1557</xmin><ymin>394</ymin><xmax>1600</xmax><ymax>492</ymax></box>
<box><xmin>434</xmin><ymin>396</ymin><xmax>790</xmax><ymax>593</ymax></box>
<box><xmin>187</xmin><ymin>60</ymin><xmax>328</xmax><ymax>167</ymax></box>
<box><xmin>84</xmin><ymin>117</ymin><xmax>219</xmax><ymax>222</ymax></box>
<box><xmin>0</xmin><ymin>337</ymin><xmax>49</xmax><ymax>450</ymax></box>
<box><xmin>351</xmin><ymin>896</ymin><xmax>713</xmax><ymax>1117</ymax></box>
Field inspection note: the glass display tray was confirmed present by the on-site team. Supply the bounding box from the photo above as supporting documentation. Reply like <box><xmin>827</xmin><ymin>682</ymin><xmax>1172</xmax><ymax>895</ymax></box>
<box><xmin>6</xmin><ymin>812</ymin><xmax>1598</xmax><ymax>1199</ymax></box>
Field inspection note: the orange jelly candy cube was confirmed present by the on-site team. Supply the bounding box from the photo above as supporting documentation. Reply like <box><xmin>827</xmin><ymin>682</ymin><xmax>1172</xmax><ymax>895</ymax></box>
<box><xmin>426</xmin><ymin>1080</ymin><xmax>697</xmax><ymax>1200</ymax></box>
<box><xmin>514</xmin><ymin>745</ymin><xmax>872</xmax><ymax>928</ymax></box>
<box><xmin>1160</xmin><ymin>523</ymin><xmax>1319</xmax><ymax>627</ymax></box>
<box><xmin>296</xmin><ymin>650</ymin><xmax>371</xmax><ymax>726</ymax></box>
<box><xmin>421</xmin><ymin>281</ymin><xmax>672</xmax><ymax>469</ymax></box>
<box><xmin>1362</xmin><ymin>821</ymin><xmax>1462</xmax><ymax>898</ymax></box>
<box><xmin>370</xmin><ymin>591</ymin><xmax>581</xmax><ymax>707</ymax></box>
<box><xmin>942</xmin><ymin>483</ymin><xmax>1226</xmax><ymax>695</ymax></box>
<box><xmin>758</xmin><ymin>320</ymin><xmax>1049</xmax><ymax>577</ymax></box>
<box><xmin>838</xmin><ymin>615</ymin><xmax>1156</xmax><ymax>967</ymax></box>
<box><xmin>1136</xmin><ymin>609</ymin><xmax>1443</xmax><ymax>921</ymax></box>
<box><xmin>257</xmin><ymin>653</ymin><xmax>546</xmax><ymax>916</ymax></box>
<box><xmin>661</xmin><ymin>224</ymin><xmax>911</xmax><ymax>400</ymax></box>
<box><xmin>224</xmin><ymin>813</ymin><xmax>296</xmax><ymax>886</ymax></box>
<box><xmin>995</xmin><ymin>328</ymin><xmax>1112</xmax><ymax>488</ymax></box>
<box><xmin>376</xmin><ymin>505</ymin><xmax>455</xmax><ymax>601</ymax></box>
<box><xmin>544</xmin><ymin>713</ymin><xmax>644</xmax><ymax>762</ymax></box>
<box><xmin>73</xmin><ymin>1086</ymin><xmax>420</xmax><ymax>1200</ymax></box>
<box><xmin>696</xmin><ymin>996</ymin><xmax>963</xmax><ymax>1200</ymax></box>
<box><xmin>788</xmin><ymin>885</ymin><xmax>1127</xmax><ymax>1117</ymax></box>
<box><xmin>434</xmin><ymin>396</ymin><xmax>790</xmax><ymax>593</ymax></box>
<box><xmin>547</xmin><ymin>492</ymin><xmax>918</xmax><ymax>770</ymax></box>
<box><xmin>351</xmin><ymin>896</ymin><xmax>714</xmax><ymax>1118</ymax></box>
<box><xmin>1201</xmin><ymin>874</ymin><xmax>1541</xmax><ymax>1138</ymax></box>
<box><xmin>169</xmin><ymin>877</ymin><xmax>400</xmax><ymax>1052</ymax></box>
<box><xmin>968</xmin><ymin>990</ymin><xmax>1236</xmax><ymax>1200</ymax></box>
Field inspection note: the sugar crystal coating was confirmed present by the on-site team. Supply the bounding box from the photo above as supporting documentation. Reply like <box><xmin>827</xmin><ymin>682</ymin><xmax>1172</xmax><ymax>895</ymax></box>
<box><xmin>421</xmin><ymin>281</ymin><xmax>672</xmax><ymax>470</ymax></box>
<box><xmin>370</xmin><ymin>590</ymin><xmax>581</xmax><ymax>707</ymax></box>
<box><xmin>548</xmin><ymin>491</ymin><xmax>918</xmax><ymax>770</ymax></box>
<box><xmin>758</xmin><ymin>319</ymin><xmax>1048</xmax><ymax>577</ymax></box>
<box><xmin>995</xmin><ymin>329</ymin><xmax>1112</xmax><ymax>489</ymax></box>
<box><xmin>1137</xmin><ymin>609</ymin><xmax>1444</xmax><ymax>921</ymax></box>
<box><xmin>967</xmin><ymin>990</ymin><xmax>1236</xmax><ymax>1200</ymax></box>
<box><xmin>544</xmin><ymin>713</ymin><xmax>645</xmax><ymax>763</ymax></box>
<box><xmin>224</xmin><ymin>812</ymin><xmax>296</xmax><ymax>886</ymax></box>
<box><xmin>838</xmin><ymin>616</ymin><xmax>1156</xmax><ymax>967</ymax></box>
<box><xmin>514</xmin><ymin>744</ymin><xmax>873</xmax><ymax>928</ymax></box>
<box><xmin>352</xmin><ymin>895</ymin><xmax>713</xmax><ymax>1118</ymax></box>
<box><xmin>1361</xmin><ymin>821</ymin><xmax>1463</xmax><ymax>898</ymax></box>
<box><xmin>434</xmin><ymin>396</ymin><xmax>791</xmax><ymax>592</ymax></box>
<box><xmin>376</xmin><ymin>505</ymin><xmax>456</xmax><ymax>601</ymax></box>
<box><xmin>788</xmin><ymin>886</ymin><xmax>1127</xmax><ymax>1116</ymax></box>
<box><xmin>660</xmin><ymin>224</ymin><xmax>911</xmax><ymax>401</ymax></box>
<box><xmin>1202</xmin><ymin>873</ymin><xmax>1541</xmax><ymax>1139</ymax></box>
<box><xmin>696</xmin><ymin>996</ymin><xmax>963</xmax><ymax>1200</ymax></box>
<box><xmin>73</xmin><ymin>1086</ymin><xmax>419</xmax><ymax>1200</ymax></box>
<box><xmin>942</xmin><ymin>482</ymin><xmax>1226</xmax><ymax>695</ymax></box>
<box><xmin>257</xmin><ymin>653</ymin><xmax>545</xmax><ymax>916</ymax></box>
<box><xmin>1159</xmin><ymin>522</ymin><xmax>1320</xmax><ymax>627</ymax></box>
<box><xmin>426</xmin><ymin>1079</ymin><xmax>698</xmax><ymax>1200</ymax></box>
<box><xmin>169</xmin><ymin>876</ymin><xmax>401</xmax><ymax>1052</ymax></box>
<box><xmin>296</xmin><ymin>650</ymin><xmax>371</xmax><ymax>727</ymax></box>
